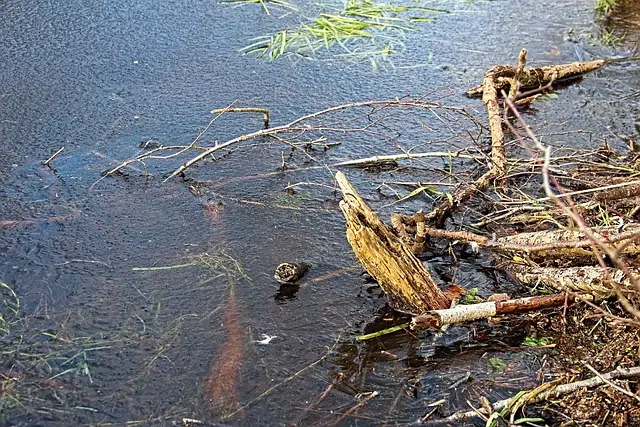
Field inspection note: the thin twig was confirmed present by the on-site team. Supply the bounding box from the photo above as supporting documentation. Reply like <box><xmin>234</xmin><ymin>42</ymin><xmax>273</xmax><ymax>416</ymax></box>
<box><xmin>42</xmin><ymin>146</ymin><xmax>65</xmax><ymax>167</ymax></box>
<box><xmin>211</xmin><ymin>107</ymin><xmax>270</xmax><ymax>128</ymax></box>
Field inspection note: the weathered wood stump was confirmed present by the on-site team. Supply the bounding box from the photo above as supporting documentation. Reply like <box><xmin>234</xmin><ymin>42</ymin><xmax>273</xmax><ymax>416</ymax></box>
<box><xmin>335</xmin><ymin>172</ymin><xmax>450</xmax><ymax>313</ymax></box>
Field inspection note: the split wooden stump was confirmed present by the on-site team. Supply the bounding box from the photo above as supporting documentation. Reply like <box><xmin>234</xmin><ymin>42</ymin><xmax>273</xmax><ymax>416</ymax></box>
<box><xmin>335</xmin><ymin>172</ymin><xmax>450</xmax><ymax>313</ymax></box>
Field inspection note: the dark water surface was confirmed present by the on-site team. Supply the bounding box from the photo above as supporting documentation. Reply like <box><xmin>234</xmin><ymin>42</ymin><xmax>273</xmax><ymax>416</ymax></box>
<box><xmin>1</xmin><ymin>0</ymin><xmax>639</xmax><ymax>425</ymax></box>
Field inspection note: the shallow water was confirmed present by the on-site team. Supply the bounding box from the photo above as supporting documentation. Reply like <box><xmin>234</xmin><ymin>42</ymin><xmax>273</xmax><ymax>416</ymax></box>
<box><xmin>1</xmin><ymin>0</ymin><xmax>639</xmax><ymax>425</ymax></box>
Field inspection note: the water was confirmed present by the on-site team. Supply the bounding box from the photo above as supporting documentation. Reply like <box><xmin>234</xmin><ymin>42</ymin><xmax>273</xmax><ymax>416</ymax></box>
<box><xmin>1</xmin><ymin>0</ymin><xmax>639</xmax><ymax>425</ymax></box>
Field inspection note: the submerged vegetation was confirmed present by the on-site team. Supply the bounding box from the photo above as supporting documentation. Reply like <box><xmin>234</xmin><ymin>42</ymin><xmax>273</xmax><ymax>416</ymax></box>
<box><xmin>597</xmin><ymin>27</ymin><xmax>625</xmax><ymax>45</ymax></box>
<box><xmin>0</xmin><ymin>249</ymin><xmax>250</xmax><ymax>424</ymax></box>
<box><xmin>0</xmin><ymin>283</ymin><xmax>119</xmax><ymax>419</ymax></box>
<box><xmin>0</xmin><ymin>282</ymin><xmax>18</xmax><ymax>335</ymax></box>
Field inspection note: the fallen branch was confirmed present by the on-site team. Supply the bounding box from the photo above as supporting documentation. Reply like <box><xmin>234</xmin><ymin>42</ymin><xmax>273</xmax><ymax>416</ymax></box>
<box><xmin>331</xmin><ymin>150</ymin><xmax>484</xmax><ymax>167</ymax></box>
<box><xmin>424</xmin><ymin>169</ymin><xmax>498</xmax><ymax>226</ymax></box>
<box><xmin>482</xmin><ymin>63</ymin><xmax>506</xmax><ymax>179</ymax></box>
<box><xmin>421</xmin><ymin>225</ymin><xmax>640</xmax><ymax>258</ymax></box>
<box><xmin>166</xmin><ymin>99</ymin><xmax>462</xmax><ymax>182</ymax></box>
<box><xmin>422</xmin><ymin>51</ymin><xmax>517</xmax><ymax>225</ymax></box>
<box><xmin>534</xmin><ymin>179</ymin><xmax>640</xmax><ymax>202</ymax></box>
<box><xmin>502</xmin><ymin>94</ymin><xmax>640</xmax><ymax>320</ymax></box>
<box><xmin>419</xmin><ymin>55</ymin><xmax>608</xmax><ymax>227</ymax></box>
<box><xmin>411</xmin><ymin>293</ymin><xmax>578</xmax><ymax>330</ymax></box>
<box><xmin>466</xmin><ymin>59</ymin><xmax>606</xmax><ymax>98</ymax></box>
<box><xmin>421</xmin><ymin>366</ymin><xmax>640</xmax><ymax>425</ymax></box>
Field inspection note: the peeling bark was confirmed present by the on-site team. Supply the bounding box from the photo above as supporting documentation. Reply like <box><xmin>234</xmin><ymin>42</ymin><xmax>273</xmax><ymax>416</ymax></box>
<box><xmin>505</xmin><ymin>264</ymin><xmax>638</xmax><ymax>299</ymax></box>
<box><xmin>412</xmin><ymin>293</ymin><xmax>574</xmax><ymax>330</ymax></box>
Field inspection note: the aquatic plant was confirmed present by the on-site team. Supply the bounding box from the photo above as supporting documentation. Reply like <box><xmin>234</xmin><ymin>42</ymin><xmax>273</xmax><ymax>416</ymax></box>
<box><xmin>222</xmin><ymin>0</ymin><xmax>298</xmax><ymax>15</ymax></box>
<box><xmin>132</xmin><ymin>251</ymin><xmax>250</xmax><ymax>284</ymax></box>
<box><xmin>242</xmin><ymin>0</ymin><xmax>446</xmax><ymax>61</ymax></box>
<box><xmin>594</xmin><ymin>0</ymin><xmax>618</xmax><ymax>15</ymax></box>
<box><xmin>132</xmin><ymin>251</ymin><xmax>249</xmax><ymax>416</ymax></box>
<box><xmin>598</xmin><ymin>28</ymin><xmax>625</xmax><ymax>46</ymax></box>
<box><xmin>0</xmin><ymin>282</ymin><xmax>19</xmax><ymax>335</ymax></box>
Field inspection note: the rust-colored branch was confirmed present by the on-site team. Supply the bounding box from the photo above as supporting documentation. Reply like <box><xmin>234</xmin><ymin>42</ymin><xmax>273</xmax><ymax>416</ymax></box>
<box><xmin>412</xmin><ymin>293</ymin><xmax>576</xmax><ymax>330</ymax></box>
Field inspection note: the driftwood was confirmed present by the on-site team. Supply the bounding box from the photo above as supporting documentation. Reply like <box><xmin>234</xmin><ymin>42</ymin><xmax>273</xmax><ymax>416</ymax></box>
<box><xmin>336</xmin><ymin>172</ymin><xmax>450</xmax><ymax>313</ymax></box>
<box><xmin>411</xmin><ymin>293</ymin><xmax>577</xmax><ymax>330</ymax></box>
<box><xmin>466</xmin><ymin>59</ymin><xmax>605</xmax><ymax>98</ymax></box>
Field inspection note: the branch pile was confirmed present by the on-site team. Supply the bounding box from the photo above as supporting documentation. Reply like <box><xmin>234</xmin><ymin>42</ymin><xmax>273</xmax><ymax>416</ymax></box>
<box><xmin>336</xmin><ymin>49</ymin><xmax>640</xmax><ymax>325</ymax></box>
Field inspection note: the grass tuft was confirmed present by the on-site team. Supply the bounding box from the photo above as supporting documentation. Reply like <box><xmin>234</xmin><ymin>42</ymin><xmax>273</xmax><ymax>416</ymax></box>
<box><xmin>594</xmin><ymin>0</ymin><xmax>618</xmax><ymax>15</ymax></box>
<box><xmin>243</xmin><ymin>0</ymin><xmax>445</xmax><ymax>61</ymax></box>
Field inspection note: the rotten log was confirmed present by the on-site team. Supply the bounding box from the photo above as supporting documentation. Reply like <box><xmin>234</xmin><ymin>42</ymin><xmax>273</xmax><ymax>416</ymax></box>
<box><xmin>505</xmin><ymin>264</ymin><xmax>639</xmax><ymax>299</ymax></box>
<box><xmin>421</xmin><ymin>225</ymin><xmax>640</xmax><ymax>259</ymax></box>
<box><xmin>411</xmin><ymin>293</ymin><xmax>577</xmax><ymax>330</ymax></box>
<box><xmin>335</xmin><ymin>172</ymin><xmax>450</xmax><ymax>313</ymax></box>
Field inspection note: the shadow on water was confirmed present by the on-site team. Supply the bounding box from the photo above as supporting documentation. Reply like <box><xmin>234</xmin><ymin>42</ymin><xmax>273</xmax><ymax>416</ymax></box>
<box><xmin>1</xmin><ymin>0</ymin><xmax>640</xmax><ymax>425</ymax></box>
